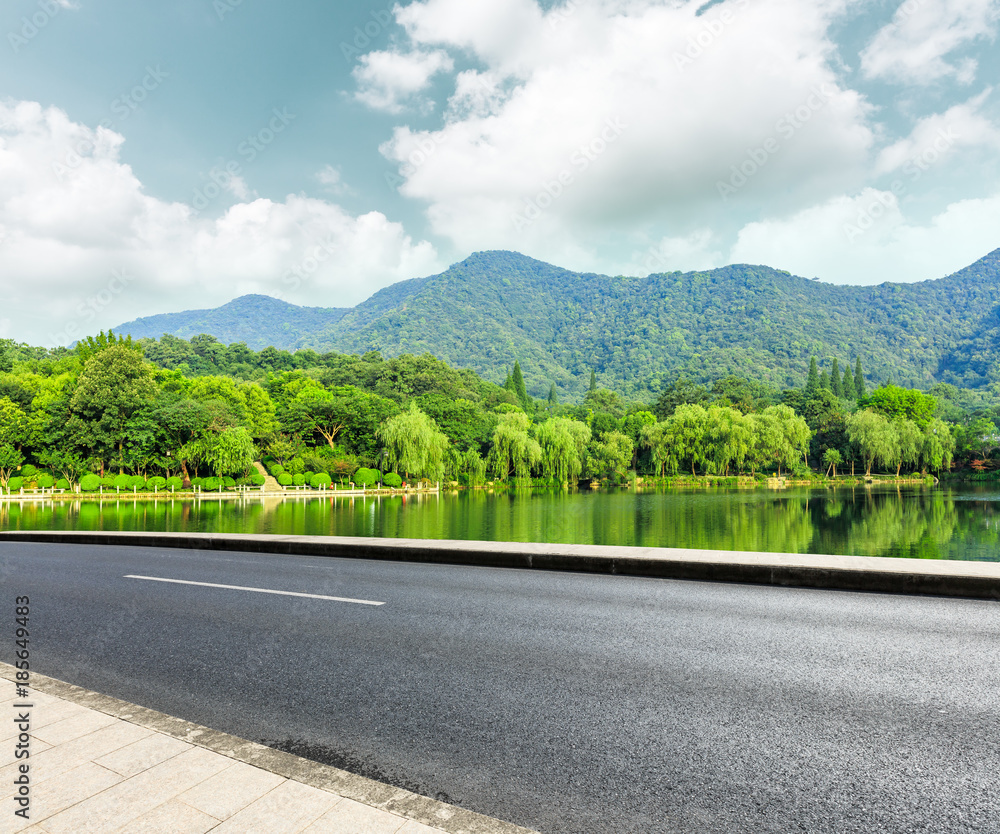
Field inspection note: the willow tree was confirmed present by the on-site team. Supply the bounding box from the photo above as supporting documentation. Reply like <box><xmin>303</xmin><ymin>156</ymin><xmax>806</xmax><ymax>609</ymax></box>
<box><xmin>488</xmin><ymin>411</ymin><xmax>541</xmax><ymax>482</ymax></box>
<box><xmin>534</xmin><ymin>417</ymin><xmax>590</xmax><ymax>483</ymax></box>
<box><xmin>205</xmin><ymin>426</ymin><xmax>256</xmax><ymax>477</ymax></box>
<box><xmin>921</xmin><ymin>418</ymin><xmax>955</xmax><ymax>474</ymax></box>
<box><xmin>891</xmin><ymin>418</ymin><xmax>922</xmax><ymax>476</ymax></box>
<box><xmin>846</xmin><ymin>409</ymin><xmax>894</xmax><ymax>476</ymax></box>
<box><xmin>667</xmin><ymin>403</ymin><xmax>709</xmax><ymax>476</ymax></box>
<box><xmin>377</xmin><ymin>402</ymin><xmax>449</xmax><ymax>480</ymax></box>
<box><xmin>704</xmin><ymin>406</ymin><xmax>752</xmax><ymax>476</ymax></box>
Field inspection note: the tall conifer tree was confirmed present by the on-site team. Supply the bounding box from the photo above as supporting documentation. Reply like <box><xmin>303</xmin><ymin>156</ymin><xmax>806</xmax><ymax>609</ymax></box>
<box><xmin>512</xmin><ymin>361</ymin><xmax>528</xmax><ymax>410</ymax></box>
<box><xmin>589</xmin><ymin>369</ymin><xmax>597</xmax><ymax>393</ymax></box>
<box><xmin>842</xmin><ymin>367</ymin><xmax>856</xmax><ymax>400</ymax></box>
<box><xmin>819</xmin><ymin>369</ymin><xmax>830</xmax><ymax>390</ymax></box>
<box><xmin>831</xmin><ymin>358</ymin><xmax>842</xmax><ymax>397</ymax></box>
<box><xmin>805</xmin><ymin>356</ymin><xmax>819</xmax><ymax>396</ymax></box>
<box><xmin>854</xmin><ymin>358</ymin><xmax>866</xmax><ymax>400</ymax></box>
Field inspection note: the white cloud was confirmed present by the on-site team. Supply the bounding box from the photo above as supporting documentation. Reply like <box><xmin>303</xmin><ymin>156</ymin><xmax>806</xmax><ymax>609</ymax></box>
<box><xmin>0</xmin><ymin>100</ymin><xmax>442</xmax><ymax>345</ymax></box>
<box><xmin>352</xmin><ymin>49</ymin><xmax>454</xmax><ymax>113</ymax></box>
<box><xmin>729</xmin><ymin>187</ymin><xmax>1000</xmax><ymax>283</ymax></box>
<box><xmin>372</xmin><ymin>0</ymin><xmax>873</xmax><ymax>266</ymax></box>
<box><xmin>315</xmin><ymin>164</ymin><xmax>353</xmax><ymax>196</ymax></box>
<box><xmin>860</xmin><ymin>0</ymin><xmax>1000</xmax><ymax>84</ymax></box>
<box><xmin>873</xmin><ymin>90</ymin><xmax>1000</xmax><ymax>175</ymax></box>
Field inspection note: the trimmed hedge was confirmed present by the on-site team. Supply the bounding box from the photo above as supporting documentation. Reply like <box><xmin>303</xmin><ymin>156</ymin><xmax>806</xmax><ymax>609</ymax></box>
<box><xmin>383</xmin><ymin>472</ymin><xmax>402</xmax><ymax>488</ymax></box>
<box><xmin>292</xmin><ymin>474</ymin><xmax>306</xmax><ymax>487</ymax></box>
<box><xmin>147</xmin><ymin>476</ymin><xmax>167</xmax><ymax>491</ymax></box>
<box><xmin>202</xmin><ymin>477</ymin><xmax>221</xmax><ymax>491</ymax></box>
<box><xmin>277</xmin><ymin>473</ymin><xmax>293</xmax><ymax>486</ymax></box>
<box><xmin>354</xmin><ymin>467</ymin><xmax>381</xmax><ymax>487</ymax></box>
<box><xmin>113</xmin><ymin>474</ymin><xmax>131</xmax><ymax>489</ymax></box>
<box><xmin>223</xmin><ymin>476</ymin><xmax>236</xmax><ymax>488</ymax></box>
<box><xmin>37</xmin><ymin>474</ymin><xmax>55</xmax><ymax>489</ymax></box>
<box><xmin>166</xmin><ymin>476</ymin><xmax>183</xmax><ymax>491</ymax></box>
<box><xmin>250</xmin><ymin>474</ymin><xmax>265</xmax><ymax>486</ymax></box>
<box><xmin>310</xmin><ymin>472</ymin><xmax>332</xmax><ymax>489</ymax></box>
<box><xmin>80</xmin><ymin>474</ymin><xmax>102</xmax><ymax>492</ymax></box>
<box><xmin>129</xmin><ymin>475</ymin><xmax>146</xmax><ymax>490</ymax></box>
<box><xmin>55</xmin><ymin>478</ymin><xmax>70</xmax><ymax>490</ymax></box>
<box><xmin>20</xmin><ymin>465</ymin><xmax>38</xmax><ymax>479</ymax></box>
<box><xmin>270</xmin><ymin>463</ymin><xmax>285</xmax><ymax>478</ymax></box>
<box><xmin>7</xmin><ymin>477</ymin><xmax>23</xmax><ymax>492</ymax></box>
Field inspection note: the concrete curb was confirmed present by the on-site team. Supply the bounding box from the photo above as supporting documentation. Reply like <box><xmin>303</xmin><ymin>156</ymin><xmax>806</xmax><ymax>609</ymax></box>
<box><xmin>0</xmin><ymin>662</ymin><xmax>537</xmax><ymax>834</ymax></box>
<box><xmin>2</xmin><ymin>530</ymin><xmax>1000</xmax><ymax>600</ymax></box>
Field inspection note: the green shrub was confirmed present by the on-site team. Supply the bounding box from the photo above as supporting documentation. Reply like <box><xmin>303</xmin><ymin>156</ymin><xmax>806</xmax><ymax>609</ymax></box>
<box><xmin>80</xmin><ymin>474</ymin><xmax>102</xmax><ymax>492</ymax></box>
<box><xmin>250</xmin><ymin>474</ymin><xmax>265</xmax><ymax>486</ymax></box>
<box><xmin>37</xmin><ymin>474</ymin><xmax>55</xmax><ymax>489</ymax></box>
<box><xmin>383</xmin><ymin>472</ymin><xmax>402</xmax><ymax>488</ymax></box>
<box><xmin>310</xmin><ymin>472</ymin><xmax>332</xmax><ymax>489</ymax></box>
<box><xmin>100</xmin><ymin>475</ymin><xmax>115</xmax><ymax>487</ymax></box>
<box><xmin>129</xmin><ymin>475</ymin><xmax>146</xmax><ymax>491</ymax></box>
<box><xmin>354</xmin><ymin>467</ymin><xmax>381</xmax><ymax>487</ymax></box>
<box><xmin>55</xmin><ymin>478</ymin><xmax>70</xmax><ymax>490</ymax></box>
<box><xmin>113</xmin><ymin>473</ymin><xmax>131</xmax><ymax>489</ymax></box>
<box><xmin>292</xmin><ymin>473</ymin><xmax>306</xmax><ymax>487</ymax></box>
<box><xmin>269</xmin><ymin>463</ymin><xmax>285</xmax><ymax>478</ymax></box>
<box><xmin>277</xmin><ymin>473</ymin><xmax>293</xmax><ymax>486</ymax></box>
<box><xmin>223</xmin><ymin>476</ymin><xmax>236</xmax><ymax>488</ymax></box>
<box><xmin>166</xmin><ymin>476</ymin><xmax>183</xmax><ymax>491</ymax></box>
<box><xmin>7</xmin><ymin>476</ymin><xmax>23</xmax><ymax>492</ymax></box>
<box><xmin>202</xmin><ymin>477</ymin><xmax>221</xmax><ymax>491</ymax></box>
<box><xmin>20</xmin><ymin>464</ymin><xmax>38</xmax><ymax>479</ymax></box>
<box><xmin>190</xmin><ymin>477</ymin><xmax>204</xmax><ymax>488</ymax></box>
<box><xmin>287</xmin><ymin>456</ymin><xmax>305</xmax><ymax>475</ymax></box>
<box><xmin>147</xmin><ymin>476</ymin><xmax>167</xmax><ymax>491</ymax></box>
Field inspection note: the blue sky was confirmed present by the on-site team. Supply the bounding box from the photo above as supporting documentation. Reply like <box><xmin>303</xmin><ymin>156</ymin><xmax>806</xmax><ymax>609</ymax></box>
<box><xmin>1</xmin><ymin>0</ymin><xmax>999</xmax><ymax>345</ymax></box>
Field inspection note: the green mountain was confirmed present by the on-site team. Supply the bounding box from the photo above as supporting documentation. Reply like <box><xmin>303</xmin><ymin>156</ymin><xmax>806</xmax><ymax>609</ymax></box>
<box><xmin>113</xmin><ymin>294</ymin><xmax>347</xmax><ymax>351</ymax></box>
<box><xmin>114</xmin><ymin>249</ymin><xmax>1000</xmax><ymax>399</ymax></box>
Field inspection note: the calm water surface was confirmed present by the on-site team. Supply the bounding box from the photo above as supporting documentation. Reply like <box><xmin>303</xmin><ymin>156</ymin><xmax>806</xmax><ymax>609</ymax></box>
<box><xmin>1</xmin><ymin>485</ymin><xmax>998</xmax><ymax>561</ymax></box>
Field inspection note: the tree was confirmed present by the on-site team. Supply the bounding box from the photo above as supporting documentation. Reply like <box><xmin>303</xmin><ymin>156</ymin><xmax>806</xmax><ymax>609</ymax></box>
<box><xmin>704</xmin><ymin>406</ymin><xmax>752</xmax><ymax>476</ymax></box>
<box><xmin>921</xmin><ymin>418</ymin><xmax>955</xmax><ymax>473</ymax></box>
<box><xmin>204</xmin><ymin>427</ymin><xmax>256</xmax><ymax>477</ymax></box>
<box><xmin>587</xmin><ymin>430</ymin><xmax>633</xmax><ymax>480</ymax></box>
<box><xmin>819</xmin><ymin>369</ymin><xmax>830</xmax><ymax>391</ymax></box>
<box><xmin>667</xmin><ymin>403</ymin><xmax>709</xmax><ymax>476</ymax></box>
<box><xmin>488</xmin><ymin>411</ymin><xmax>541</xmax><ymax>482</ymax></box>
<box><xmin>654</xmin><ymin>377</ymin><xmax>709</xmax><ymax>419</ymax></box>
<box><xmin>822</xmin><ymin>448</ymin><xmax>842</xmax><ymax>478</ymax></box>
<box><xmin>854</xmin><ymin>357</ymin><xmax>866</xmax><ymax>400</ymax></box>
<box><xmin>0</xmin><ymin>444</ymin><xmax>24</xmax><ymax>487</ymax></box>
<box><xmin>830</xmin><ymin>359</ymin><xmax>842</xmax><ymax>398</ymax></box>
<box><xmin>534</xmin><ymin>417</ymin><xmax>590</xmax><ymax>483</ymax></box>
<box><xmin>69</xmin><ymin>345</ymin><xmax>157</xmax><ymax>471</ymax></box>
<box><xmin>0</xmin><ymin>397</ymin><xmax>29</xmax><ymax>449</ymax></box>
<box><xmin>762</xmin><ymin>404</ymin><xmax>811</xmax><ymax>475</ymax></box>
<box><xmin>377</xmin><ymin>402</ymin><xmax>449</xmax><ymax>480</ymax></box>
<box><xmin>841</xmin><ymin>366</ymin><xmax>856</xmax><ymax>400</ymax></box>
<box><xmin>891</xmin><ymin>418</ymin><xmax>923</xmax><ymax>476</ymax></box>
<box><xmin>511</xmin><ymin>362</ymin><xmax>529</xmax><ymax>411</ymax></box>
<box><xmin>862</xmin><ymin>385</ymin><xmax>936</xmax><ymax>428</ymax></box>
<box><xmin>805</xmin><ymin>356</ymin><xmax>820</xmax><ymax>397</ymax></box>
<box><xmin>548</xmin><ymin>383</ymin><xmax>558</xmax><ymax>408</ymax></box>
<box><xmin>846</xmin><ymin>409</ymin><xmax>893</xmax><ymax>476</ymax></box>
<box><xmin>589</xmin><ymin>369</ymin><xmax>597</xmax><ymax>393</ymax></box>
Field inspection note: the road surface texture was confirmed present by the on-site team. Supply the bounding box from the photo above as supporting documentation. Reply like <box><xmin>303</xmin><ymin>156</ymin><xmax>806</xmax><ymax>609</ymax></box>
<box><xmin>2</xmin><ymin>540</ymin><xmax>998</xmax><ymax>834</ymax></box>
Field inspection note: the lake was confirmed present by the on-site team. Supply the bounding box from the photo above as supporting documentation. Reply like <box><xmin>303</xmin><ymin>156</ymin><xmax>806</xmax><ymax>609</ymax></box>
<box><xmin>1</xmin><ymin>484</ymin><xmax>998</xmax><ymax>562</ymax></box>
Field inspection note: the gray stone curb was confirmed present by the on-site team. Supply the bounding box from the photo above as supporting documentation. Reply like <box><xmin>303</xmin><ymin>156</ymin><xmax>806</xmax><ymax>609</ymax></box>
<box><xmin>0</xmin><ymin>662</ymin><xmax>537</xmax><ymax>834</ymax></box>
<box><xmin>2</xmin><ymin>530</ymin><xmax>1000</xmax><ymax>600</ymax></box>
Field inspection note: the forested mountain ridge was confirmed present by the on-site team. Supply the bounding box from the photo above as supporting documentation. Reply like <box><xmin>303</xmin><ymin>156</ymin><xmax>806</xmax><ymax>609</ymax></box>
<box><xmin>113</xmin><ymin>248</ymin><xmax>1000</xmax><ymax>400</ymax></box>
<box><xmin>114</xmin><ymin>294</ymin><xmax>348</xmax><ymax>351</ymax></box>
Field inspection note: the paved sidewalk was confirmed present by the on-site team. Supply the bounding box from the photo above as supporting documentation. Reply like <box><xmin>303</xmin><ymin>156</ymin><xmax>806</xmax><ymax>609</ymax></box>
<box><xmin>1</xmin><ymin>668</ymin><xmax>536</xmax><ymax>834</ymax></box>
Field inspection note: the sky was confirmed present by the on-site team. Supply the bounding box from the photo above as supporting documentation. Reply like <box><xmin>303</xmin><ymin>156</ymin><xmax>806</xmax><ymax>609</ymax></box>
<box><xmin>1</xmin><ymin>0</ymin><xmax>999</xmax><ymax>347</ymax></box>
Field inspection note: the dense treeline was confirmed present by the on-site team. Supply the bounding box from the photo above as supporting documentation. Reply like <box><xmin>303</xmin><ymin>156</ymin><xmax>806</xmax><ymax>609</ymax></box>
<box><xmin>0</xmin><ymin>334</ymin><xmax>998</xmax><ymax>494</ymax></box>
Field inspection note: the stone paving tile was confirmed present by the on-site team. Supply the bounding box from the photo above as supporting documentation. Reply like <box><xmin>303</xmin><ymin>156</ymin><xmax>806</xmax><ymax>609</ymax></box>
<box><xmin>0</xmin><ymin>698</ymin><xmax>87</xmax><ymax>742</ymax></box>
<box><xmin>95</xmin><ymin>733</ymin><xmax>191</xmax><ymax>778</ymax></box>
<box><xmin>10</xmin><ymin>761</ymin><xmax>123</xmax><ymax>832</ymax></box>
<box><xmin>301</xmin><ymin>797</ymin><xmax>408</xmax><ymax>834</ymax></box>
<box><xmin>41</xmin><ymin>746</ymin><xmax>231</xmax><ymax>834</ymax></box>
<box><xmin>398</xmin><ymin>821</ymin><xmax>459</xmax><ymax>834</ymax></box>
<box><xmin>0</xmin><ymin>721</ymin><xmax>151</xmax><ymax>787</ymax></box>
<box><xmin>178</xmin><ymin>760</ymin><xmax>285</xmax><ymax>821</ymax></box>
<box><xmin>115</xmin><ymin>798</ymin><xmax>220</xmax><ymax>834</ymax></box>
<box><xmin>31</xmin><ymin>708</ymin><xmax>117</xmax><ymax>746</ymax></box>
<box><xmin>208</xmin><ymin>779</ymin><xmax>341</xmax><ymax>833</ymax></box>
<box><xmin>0</xmin><ymin>737</ymin><xmax>50</xmax><ymax>768</ymax></box>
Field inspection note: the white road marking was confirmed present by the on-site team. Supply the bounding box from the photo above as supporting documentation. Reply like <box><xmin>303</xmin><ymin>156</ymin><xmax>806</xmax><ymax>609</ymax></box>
<box><xmin>124</xmin><ymin>575</ymin><xmax>385</xmax><ymax>606</ymax></box>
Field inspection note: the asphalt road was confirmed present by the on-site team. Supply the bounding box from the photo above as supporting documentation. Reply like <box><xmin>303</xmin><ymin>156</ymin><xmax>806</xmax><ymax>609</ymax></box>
<box><xmin>2</xmin><ymin>541</ymin><xmax>999</xmax><ymax>834</ymax></box>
